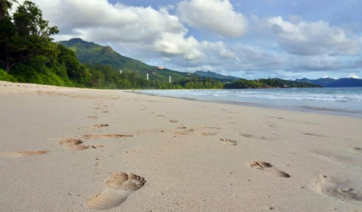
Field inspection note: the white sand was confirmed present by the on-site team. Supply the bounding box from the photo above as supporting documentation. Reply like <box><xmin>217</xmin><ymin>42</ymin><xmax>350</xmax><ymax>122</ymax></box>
<box><xmin>0</xmin><ymin>81</ymin><xmax>361</xmax><ymax>212</ymax></box>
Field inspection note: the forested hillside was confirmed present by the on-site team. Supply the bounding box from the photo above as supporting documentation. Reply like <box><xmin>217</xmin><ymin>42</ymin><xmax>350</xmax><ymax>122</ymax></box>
<box><xmin>224</xmin><ymin>78</ymin><xmax>321</xmax><ymax>89</ymax></box>
<box><xmin>59</xmin><ymin>38</ymin><xmax>200</xmax><ymax>83</ymax></box>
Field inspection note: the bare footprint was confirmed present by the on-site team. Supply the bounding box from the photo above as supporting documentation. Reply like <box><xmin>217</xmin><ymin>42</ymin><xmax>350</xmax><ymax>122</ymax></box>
<box><xmin>82</xmin><ymin>134</ymin><xmax>133</xmax><ymax>139</ymax></box>
<box><xmin>240</xmin><ymin>133</ymin><xmax>267</xmax><ymax>140</ymax></box>
<box><xmin>94</xmin><ymin>124</ymin><xmax>109</xmax><ymax>128</ymax></box>
<box><xmin>249</xmin><ymin>161</ymin><xmax>290</xmax><ymax>178</ymax></box>
<box><xmin>303</xmin><ymin>132</ymin><xmax>324</xmax><ymax>137</ymax></box>
<box><xmin>351</xmin><ymin>147</ymin><xmax>362</xmax><ymax>154</ymax></box>
<box><xmin>176</xmin><ymin>127</ymin><xmax>187</xmax><ymax>130</ymax></box>
<box><xmin>176</xmin><ymin>126</ymin><xmax>220</xmax><ymax>136</ymax></box>
<box><xmin>219</xmin><ymin>138</ymin><xmax>237</xmax><ymax>145</ymax></box>
<box><xmin>59</xmin><ymin>139</ymin><xmax>89</xmax><ymax>150</ymax></box>
<box><xmin>87</xmin><ymin>172</ymin><xmax>146</xmax><ymax>210</ymax></box>
<box><xmin>200</xmin><ymin>132</ymin><xmax>217</xmax><ymax>136</ymax></box>
<box><xmin>169</xmin><ymin>120</ymin><xmax>178</xmax><ymax>123</ymax></box>
<box><xmin>1</xmin><ymin>151</ymin><xmax>48</xmax><ymax>158</ymax></box>
<box><xmin>314</xmin><ymin>174</ymin><xmax>362</xmax><ymax>201</ymax></box>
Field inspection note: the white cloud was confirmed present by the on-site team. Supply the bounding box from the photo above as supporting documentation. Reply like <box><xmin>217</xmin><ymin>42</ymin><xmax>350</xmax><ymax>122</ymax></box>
<box><xmin>267</xmin><ymin>16</ymin><xmax>362</xmax><ymax>56</ymax></box>
<box><xmin>153</xmin><ymin>32</ymin><xmax>204</xmax><ymax>60</ymax></box>
<box><xmin>177</xmin><ymin>0</ymin><xmax>248</xmax><ymax>37</ymax></box>
<box><xmin>21</xmin><ymin>0</ymin><xmax>185</xmax><ymax>43</ymax></box>
<box><xmin>348</xmin><ymin>73</ymin><xmax>360</xmax><ymax>79</ymax></box>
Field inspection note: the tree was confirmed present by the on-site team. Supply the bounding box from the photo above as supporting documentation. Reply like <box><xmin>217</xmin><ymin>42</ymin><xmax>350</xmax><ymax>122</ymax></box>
<box><xmin>0</xmin><ymin>1</ymin><xmax>59</xmax><ymax>72</ymax></box>
<box><xmin>0</xmin><ymin>0</ymin><xmax>16</xmax><ymax>20</ymax></box>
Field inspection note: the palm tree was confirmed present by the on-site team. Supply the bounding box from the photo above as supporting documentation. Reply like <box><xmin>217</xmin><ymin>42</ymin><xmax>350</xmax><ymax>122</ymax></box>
<box><xmin>0</xmin><ymin>0</ymin><xmax>17</xmax><ymax>20</ymax></box>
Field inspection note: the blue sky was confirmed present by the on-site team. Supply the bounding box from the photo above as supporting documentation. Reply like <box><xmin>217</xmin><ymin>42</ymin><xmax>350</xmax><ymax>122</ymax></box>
<box><xmin>20</xmin><ymin>0</ymin><xmax>362</xmax><ymax>79</ymax></box>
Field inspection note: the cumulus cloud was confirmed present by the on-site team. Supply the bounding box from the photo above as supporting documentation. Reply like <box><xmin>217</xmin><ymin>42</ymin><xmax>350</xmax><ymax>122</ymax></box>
<box><xmin>20</xmin><ymin>0</ymin><xmax>208</xmax><ymax>60</ymax></box>
<box><xmin>267</xmin><ymin>16</ymin><xmax>362</xmax><ymax>56</ymax></box>
<box><xmin>177</xmin><ymin>0</ymin><xmax>248</xmax><ymax>37</ymax></box>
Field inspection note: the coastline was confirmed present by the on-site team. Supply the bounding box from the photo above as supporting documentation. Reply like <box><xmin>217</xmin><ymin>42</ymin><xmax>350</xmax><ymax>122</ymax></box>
<box><xmin>1</xmin><ymin>81</ymin><xmax>362</xmax><ymax>211</ymax></box>
<box><xmin>138</xmin><ymin>89</ymin><xmax>362</xmax><ymax>118</ymax></box>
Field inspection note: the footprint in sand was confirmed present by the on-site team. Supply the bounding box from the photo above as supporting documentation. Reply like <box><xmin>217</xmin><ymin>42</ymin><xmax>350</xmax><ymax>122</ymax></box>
<box><xmin>239</xmin><ymin>133</ymin><xmax>267</xmax><ymax>140</ymax></box>
<box><xmin>351</xmin><ymin>147</ymin><xmax>362</xmax><ymax>154</ymax></box>
<box><xmin>82</xmin><ymin>134</ymin><xmax>133</xmax><ymax>139</ymax></box>
<box><xmin>176</xmin><ymin>127</ymin><xmax>187</xmax><ymax>129</ymax></box>
<box><xmin>175</xmin><ymin>127</ymin><xmax>221</xmax><ymax>136</ymax></box>
<box><xmin>87</xmin><ymin>116</ymin><xmax>98</xmax><ymax>119</ymax></box>
<box><xmin>93</xmin><ymin>124</ymin><xmax>109</xmax><ymax>128</ymax></box>
<box><xmin>59</xmin><ymin>139</ymin><xmax>90</xmax><ymax>150</ymax></box>
<box><xmin>1</xmin><ymin>151</ymin><xmax>48</xmax><ymax>157</ymax></box>
<box><xmin>169</xmin><ymin>120</ymin><xmax>179</xmax><ymax>123</ymax></box>
<box><xmin>303</xmin><ymin>132</ymin><xmax>324</xmax><ymax>137</ymax></box>
<box><xmin>87</xmin><ymin>172</ymin><xmax>146</xmax><ymax>210</ymax></box>
<box><xmin>219</xmin><ymin>138</ymin><xmax>237</xmax><ymax>145</ymax></box>
<box><xmin>314</xmin><ymin>174</ymin><xmax>362</xmax><ymax>201</ymax></box>
<box><xmin>249</xmin><ymin>161</ymin><xmax>290</xmax><ymax>178</ymax></box>
<box><xmin>200</xmin><ymin>132</ymin><xmax>217</xmax><ymax>136</ymax></box>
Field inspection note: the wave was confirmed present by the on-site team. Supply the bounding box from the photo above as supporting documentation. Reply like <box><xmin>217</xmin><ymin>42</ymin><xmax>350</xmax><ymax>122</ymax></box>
<box><xmin>141</xmin><ymin>88</ymin><xmax>362</xmax><ymax>103</ymax></box>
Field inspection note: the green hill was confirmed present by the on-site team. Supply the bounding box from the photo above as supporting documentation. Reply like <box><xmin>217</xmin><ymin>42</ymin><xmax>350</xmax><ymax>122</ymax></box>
<box><xmin>58</xmin><ymin>38</ymin><xmax>198</xmax><ymax>83</ymax></box>
<box><xmin>224</xmin><ymin>78</ymin><xmax>321</xmax><ymax>89</ymax></box>
<box><xmin>194</xmin><ymin>71</ymin><xmax>239</xmax><ymax>82</ymax></box>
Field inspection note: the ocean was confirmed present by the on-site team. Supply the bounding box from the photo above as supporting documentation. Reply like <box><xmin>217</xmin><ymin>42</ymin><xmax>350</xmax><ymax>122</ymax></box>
<box><xmin>140</xmin><ymin>87</ymin><xmax>362</xmax><ymax>118</ymax></box>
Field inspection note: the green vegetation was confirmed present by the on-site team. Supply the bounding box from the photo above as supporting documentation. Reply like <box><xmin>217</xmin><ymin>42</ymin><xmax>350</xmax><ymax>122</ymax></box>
<box><xmin>0</xmin><ymin>68</ymin><xmax>17</xmax><ymax>81</ymax></box>
<box><xmin>224</xmin><ymin>78</ymin><xmax>321</xmax><ymax>89</ymax></box>
<box><xmin>194</xmin><ymin>71</ymin><xmax>239</xmax><ymax>82</ymax></box>
<box><xmin>0</xmin><ymin>1</ymin><xmax>59</xmax><ymax>73</ymax></box>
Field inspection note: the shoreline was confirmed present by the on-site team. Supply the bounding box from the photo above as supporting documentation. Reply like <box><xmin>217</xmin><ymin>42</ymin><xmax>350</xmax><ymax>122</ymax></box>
<box><xmin>136</xmin><ymin>91</ymin><xmax>362</xmax><ymax>119</ymax></box>
<box><xmin>1</xmin><ymin>81</ymin><xmax>362</xmax><ymax>211</ymax></box>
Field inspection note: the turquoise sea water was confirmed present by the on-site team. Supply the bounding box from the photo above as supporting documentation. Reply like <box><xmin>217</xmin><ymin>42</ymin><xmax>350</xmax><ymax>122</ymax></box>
<box><xmin>141</xmin><ymin>87</ymin><xmax>362</xmax><ymax>118</ymax></box>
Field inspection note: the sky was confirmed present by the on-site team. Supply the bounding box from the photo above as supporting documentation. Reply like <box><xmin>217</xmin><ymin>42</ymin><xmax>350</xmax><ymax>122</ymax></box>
<box><xmin>16</xmin><ymin>0</ymin><xmax>362</xmax><ymax>79</ymax></box>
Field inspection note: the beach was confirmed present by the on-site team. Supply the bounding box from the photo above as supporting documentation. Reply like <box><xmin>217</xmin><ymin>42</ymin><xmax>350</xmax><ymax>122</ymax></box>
<box><xmin>0</xmin><ymin>81</ymin><xmax>361</xmax><ymax>212</ymax></box>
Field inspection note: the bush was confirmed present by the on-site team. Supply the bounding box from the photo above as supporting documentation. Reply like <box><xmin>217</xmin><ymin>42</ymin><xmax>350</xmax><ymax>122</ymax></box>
<box><xmin>0</xmin><ymin>69</ymin><xmax>18</xmax><ymax>82</ymax></box>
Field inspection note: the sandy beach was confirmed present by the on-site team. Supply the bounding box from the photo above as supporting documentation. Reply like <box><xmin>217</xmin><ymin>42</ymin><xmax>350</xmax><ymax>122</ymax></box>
<box><xmin>0</xmin><ymin>81</ymin><xmax>361</xmax><ymax>212</ymax></box>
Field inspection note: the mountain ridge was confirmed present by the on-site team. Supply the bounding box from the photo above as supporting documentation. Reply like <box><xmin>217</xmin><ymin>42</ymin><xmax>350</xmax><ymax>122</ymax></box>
<box><xmin>193</xmin><ymin>71</ymin><xmax>239</xmax><ymax>81</ymax></box>
<box><xmin>58</xmin><ymin>38</ymin><xmax>199</xmax><ymax>83</ymax></box>
<box><xmin>295</xmin><ymin>78</ymin><xmax>362</xmax><ymax>87</ymax></box>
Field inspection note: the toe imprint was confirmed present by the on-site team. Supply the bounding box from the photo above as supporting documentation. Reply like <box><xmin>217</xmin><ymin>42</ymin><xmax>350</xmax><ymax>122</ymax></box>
<box><xmin>87</xmin><ymin>172</ymin><xmax>146</xmax><ymax>210</ymax></box>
